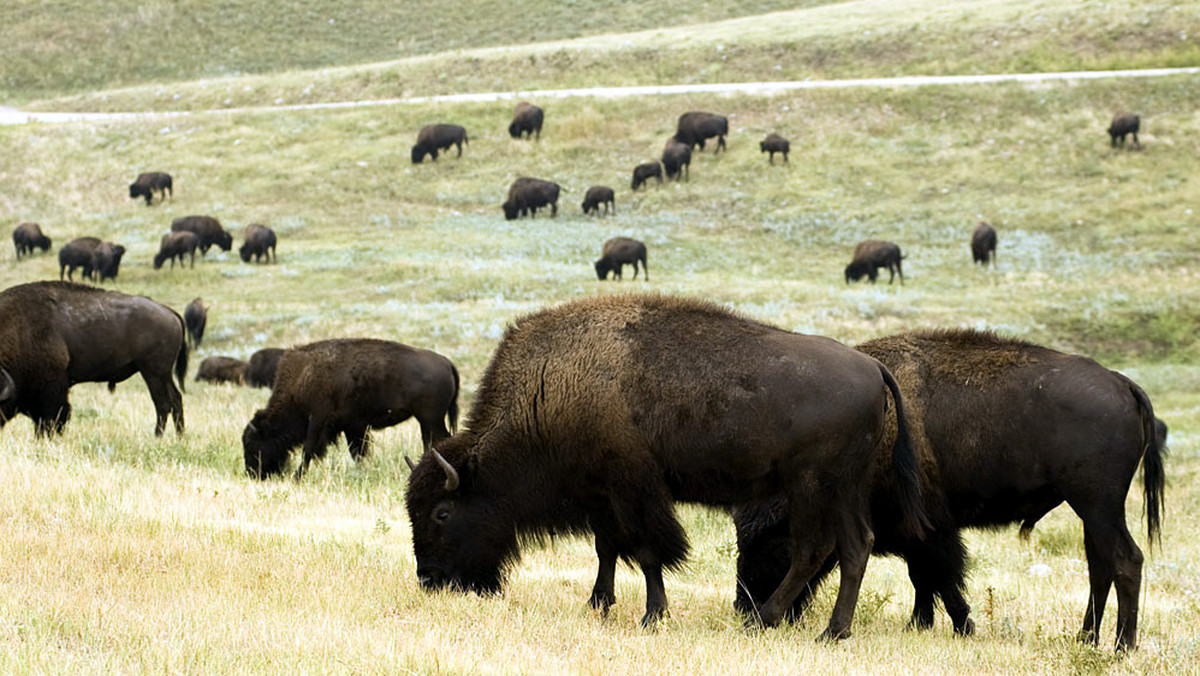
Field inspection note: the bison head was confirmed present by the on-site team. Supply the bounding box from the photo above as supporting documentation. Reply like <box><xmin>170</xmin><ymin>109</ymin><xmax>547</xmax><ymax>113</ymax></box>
<box><xmin>508</xmin><ymin>121</ymin><xmax>521</xmax><ymax>138</ymax></box>
<box><xmin>238</xmin><ymin>243</ymin><xmax>253</xmax><ymax>262</ymax></box>
<box><xmin>406</xmin><ymin>438</ymin><xmax>518</xmax><ymax>596</ymax></box>
<box><xmin>242</xmin><ymin>409</ymin><xmax>301</xmax><ymax>479</ymax></box>
<box><xmin>411</xmin><ymin>144</ymin><xmax>426</xmax><ymax>164</ymax></box>
<box><xmin>216</xmin><ymin>231</ymin><xmax>234</xmax><ymax>252</ymax></box>
<box><xmin>128</xmin><ymin>184</ymin><xmax>145</xmax><ymax>199</ymax></box>
<box><xmin>844</xmin><ymin>261</ymin><xmax>869</xmax><ymax>284</ymax></box>
<box><xmin>501</xmin><ymin>201</ymin><xmax>520</xmax><ymax>221</ymax></box>
<box><xmin>594</xmin><ymin>259</ymin><xmax>613</xmax><ymax>280</ymax></box>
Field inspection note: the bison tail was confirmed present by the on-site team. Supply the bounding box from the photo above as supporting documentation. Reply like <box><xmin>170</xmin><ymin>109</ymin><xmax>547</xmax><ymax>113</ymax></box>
<box><xmin>174</xmin><ymin>319</ymin><xmax>189</xmax><ymax>395</ymax></box>
<box><xmin>1125</xmin><ymin>378</ymin><xmax>1166</xmax><ymax>551</ymax></box>
<box><xmin>448</xmin><ymin>364</ymin><xmax>461</xmax><ymax>434</ymax></box>
<box><xmin>879</xmin><ymin>363</ymin><xmax>930</xmax><ymax>540</ymax></box>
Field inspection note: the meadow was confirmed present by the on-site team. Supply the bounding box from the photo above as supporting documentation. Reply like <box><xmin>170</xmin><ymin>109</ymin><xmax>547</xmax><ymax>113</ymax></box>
<box><xmin>2</xmin><ymin>0</ymin><xmax>1200</xmax><ymax>672</ymax></box>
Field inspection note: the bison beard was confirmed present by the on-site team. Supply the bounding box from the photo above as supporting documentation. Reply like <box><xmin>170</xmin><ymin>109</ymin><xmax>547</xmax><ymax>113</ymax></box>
<box><xmin>405</xmin><ymin>294</ymin><xmax>925</xmax><ymax>637</ymax></box>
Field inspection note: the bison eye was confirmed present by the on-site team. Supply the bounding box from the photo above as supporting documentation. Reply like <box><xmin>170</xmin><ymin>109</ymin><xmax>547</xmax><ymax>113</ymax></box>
<box><xmin>434</xmin><ymin>506</ymin><xmax>452</xmax><ymax>524</ymax></box>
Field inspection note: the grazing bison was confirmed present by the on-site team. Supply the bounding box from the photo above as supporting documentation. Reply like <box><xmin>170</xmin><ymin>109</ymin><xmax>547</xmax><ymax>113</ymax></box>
<box><xmin>129</xmin><ymin>172</ymin><xmax>173</xmax><ymax>206</ymax></box>
<box><xmin>845</xmin><ymin>240</ymin><xmax>905</xmax><ymax>285</ymax></box>
<box><xmin>502</xmin><ymin>177</ymin><xmax>561</xmax><ymax>220</ymax></box>
<box><xmin>631</xmin><ymin>162</ymin><xmax>663</xmax><ymax>191</ymax></box>
<box><xmin>405</xmin><ymin>294</ymin><xmax>924</xmax><ymax>637</ymax></box>
<box><xmin>581</xmin><ymin>186</ymin><xmax>615</xmax><ymax>216</ymax></box>
<box><xmin>732</xmin><ymin>329</ymin><xmax>1165</xmax><ymax>651</ymax></box>
<box><xmin>183</xmin><ymin>298</ymin><xmax>207</xmax><ymax>348</ymax></box>
<box><xmin>661</xmin><ymin>139</ymin><xmax>691</xmax><ymax>182</ymax></box>
<box><xmin>244</xmin><ymin>339</ymin><xmax>460</xmax><ymax>480</ymax></box>
<box><xmin>196</xmin><ymin>356</ymin><xmax>246</xmax><ymax>384</ymax></box>
<box><xmin>91</xmin><ymin>242</ymin><xmax>126</xmax><ymax>283</ymax></box>
<box><xmin>594</xmin><ymin>237</ymin><xmax>648</xmax><ymax>281</ymax></box>
<box><xmin>1108</xmin><ymin>113</ymin><xmax>1140</xmax><ymax>149</ymax></box>
<box><xmin>0</xmin><ymin>281</ymin><xmax>187</xmax><ymax>437</ymax></box>
<box><xmin>509</xmin><ymin>102</ymin><xmax>544</xmax><ymax>140</ymax></box>
<box><xmin>761</xmin><ymin>133</ymin><xmax>790</xmax><ymax>164</ymax></box>
<box><xmin>154</xmin><ymin>231</ymin><xmax>200</xmax><ymax>270</ymax></box>
<box><xmin>13</xmin><ymin>223</ymin><xmax>52</xmax><ymax>259</ymax></box>
<box><xmin>244</xmin><ymin>347</ymin><xmax>285</xmax><ymax>388</ymax></box>
<box><xmin>412</xmin><ymin>124</ymin><xmax>468</xmax><ymax>163</ymax></box>
<box><xmin>59</xmin><ymin>237</ymin><xmax>102</xmax><ymax>281</ymax></box>
<box><xmin>674</xmin><ymin>111</ymin><xmax>728</xmax><ymax>153</ymax></box>
<box><xmin>171</xmin><ymin>216</ymin><xmax>233</xmax><ymax>255</ymax></box>
<box><xmin>971</xmin><ymin>222</ymin><xmax>997</xmax><ymax>267</ymax></box>
<box><xmin>239</xmin><ymin>224</ymin><xmax>277</xmax><ymax>264</ymax></box>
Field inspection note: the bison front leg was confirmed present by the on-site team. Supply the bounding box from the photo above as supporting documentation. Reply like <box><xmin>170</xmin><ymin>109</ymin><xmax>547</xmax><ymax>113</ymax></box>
<box><xmin>639</xmin><ymin>561</ymin><xmax>668</xmax><ymax>628</ymax></box>
<box><xmin>31</xmin><ymin>381</ymin><xmax>72</xmax><ymax>437</ymax></box>
<box><xmin>589</xmin><ymin>534</ymin><xmax>618</xmax><ymax>614</ymax></box>
<box><xmin>345</xmin><ymin>426</ymin><xmax>371</xmax><ymax>461</ymax></box>
<box><xmin>295</xmin><ymin>416</ymin><xmax>330</xmax><ymax>480</ymax></box>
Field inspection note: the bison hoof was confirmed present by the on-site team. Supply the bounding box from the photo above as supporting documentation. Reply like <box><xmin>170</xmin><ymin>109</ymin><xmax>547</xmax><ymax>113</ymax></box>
<box><xmin>588</xmin><ymin>591</ymin><xmax>615</xmax><ymax>614</ymax></box>
<box><xmin>1076</xmin><ymin>628</ymin><xmax>1099</xmax><ymax>645</ymax></box>
<box><xmin>817</xmin><ymin>625</ymin><xmax>852</xmax><ymax>643</ymax></box>
<box><xmin>955</xmin><ymin>617</ymin><xmax>976</xmax><ymax>636</ymax></box>
<box><xmin>640</xmin><ymin>606</ymin><xmax>667</xmax><ymax>629</ymax></box>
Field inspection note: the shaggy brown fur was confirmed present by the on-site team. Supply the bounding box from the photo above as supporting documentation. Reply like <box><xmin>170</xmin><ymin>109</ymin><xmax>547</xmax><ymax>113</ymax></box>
<box><xmin>239</xmin><ymin>224</ymin><xmax>277</xmax><ymax>263</ymax></box>
<box><xmin>412</xmin><ymin>123</ymin><xmax>468</xmax><ymax>163</ymax></box>
<box><xmin>58</xmin><ymin>237</ymin><xmax>102</xmax><ymax>281</ymax></box>
<box><xmin>129</xmin><ymin>172</ymin><xmax>173</xmax><ymax>206</ymax></box>
<box><xmin>12</xmin><ymin>222</ymin><xmax>51</xmax><ymax>259</ymax></box>
<box><xmin>91</xmin><ymin>242</ymin><xmax>126</xmax><ymax>282</ymax></box>
<box><xmin>183</xmin><ymin>298</ymin><xmax>206</xmax><ymax>348</ymax></box>
<box><xmin>661</xmin><ymin>139</ymin><xmax>691</xmax><ymax>182</ymax></box>
<box><xmin>509</xmin><ymin>102</ymin><xmax>544</xmax><ymax>140</ymax></box>
<box><xmin>594</xmin><ymin>237</ymin><xmax>647</xmax><ymax>281</ymax></box>
<box><xmin>581</xmin><ymin>186</ymin><xmax>615</xmax><ymax>216</ymax></box>
<box><xmin>244</xmin><ymin>347</ymin><xmax>284</xmax><ymax>388</ymax></box>
<box><xmin>760</xmin><ymin>133</ymin><xmax>790</xmax><ymax>164</ymax></box>
<box><xmin>171</xmin><ymin>216</ymin><xmax>233</xmax><ymax>255</ymax></box>
<box><xmin>971</xmin><ymin>222</ymin><xmax>997</xmax><ymax>267</ymax></box>
<box><xmin>674</xmin><ymin>111</ymin><xmax>728</xmax><ymax>152</ymax></box>
<box><xmin>631</xmin><ymin>162</ymin><xmax>662</xmax><ymax>191</ymax></box>
<box><xmin>845</xmin><ymin>240</ymin><xmax>905</xmax><ymax>284</ymax></box>
<box><xmin>196</xmin><ymin>356</ymin><xmax>246</xmax><ymax>384</ymax></box>
<box><xmin>502</xmin><ymin>177</ymin><xmax>560</xmax><ymax>220</ymax></box>
<box><xmin>154</xmin><ymin>231</ymin><xmax>200</xmax><ymax>270</ymax></box>
<box><xmin>1108</xmin><ymin>113</ymin><xmax>1140</xmax><ymax>149</ymax></box>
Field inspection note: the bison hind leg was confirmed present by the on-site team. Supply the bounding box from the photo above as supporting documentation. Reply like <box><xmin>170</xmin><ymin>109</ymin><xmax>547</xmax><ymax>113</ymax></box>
<box><xmin>346</xmin><ymin>426</ymin><xmax>371</xmax><ymax>461</ymax></box>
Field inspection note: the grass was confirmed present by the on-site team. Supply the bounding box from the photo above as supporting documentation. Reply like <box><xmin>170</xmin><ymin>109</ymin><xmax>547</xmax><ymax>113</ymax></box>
<box><xmin>3</xmin><ymin>0</ymin><xmax>1200</xmax><ymax>672</ymax></box>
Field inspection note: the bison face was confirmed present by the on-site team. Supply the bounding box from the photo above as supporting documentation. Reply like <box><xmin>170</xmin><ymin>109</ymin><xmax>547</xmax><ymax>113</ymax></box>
<box><xmin>216</xmin><ymin>231</ymin><xmax>234</xmax><ymax>252</ymax></box>
<box><xmin>238</xmin><ymin>244</ymin><xmax>252</xmax><ymax>262</ymax></box>
<box><xmin>411</xmin><ymin>145</ymin><xmax>425</xmax><ymax>164</ymax></box>
<box><xmin>845</xmin><ymin>262</ymin><xmax>868</xmax><ymax>284</ymax></box>
<box><xmin>242</xmin><ymin>409</ymin><xmax>298</xmax><ymax>479</ymax></box>
<box><xmin>594</xmin><ymin>260</ymin><xmax>611</xmax><ymax>280</ymax></box>
<box><xmin>128</xmin><ymin>184</ymin><xmax>143</xmax><ymax>199</ymax></box>
<box><xmin>508</xmin><ymin>121</ymin><xmax>521</xmax><ymax>138</ymax></box>
<box><xmin>502</xmin><ymin>202</ymin><xmax>520</xmax><ymax>221</ymax></box>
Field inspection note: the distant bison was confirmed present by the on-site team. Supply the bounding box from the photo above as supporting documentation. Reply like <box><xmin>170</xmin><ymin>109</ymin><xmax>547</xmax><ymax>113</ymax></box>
<box><xmin>196</xmin><ymin>356</ymin><xmax>246</xmax><ymax>384</ymax></box>
<box><xmin>243</xmin><ymin>339</ymin><xmax>460</xmax><ymax>480</ymax></box>
<box><xmin>661</xmin><ymin>139</ymin><xmax>691</xmax><ymax>182</ymax></box>
<box><xmin>594</xmin><ymin>237</ymin><xmax>648</xmax><ymax>281</ymax></box>
<box><xmin>129</xmin><ymin>172</ymin><xmax>173</xmax><ymax>206</ymax></box>
<box><xmin>154</xmin><ymin>231</ymin><xmax>200</xmax><ymax>270</ymax></box>
<box><xmin>171</xmin><ymin>215</ymin><xmax>233</xmax><ymax>255</ymax></box>
<box><xmin>184</xmin><ymin>298</ymin><xmax>207</xmax><ymax>348</ymax></box>
<box><xmin>631</xmin><ymin>162</ymin><xmax>663</xmax><ymax>191</ymax></box>
<box><xmin>0</xmin><ymin>281</ymin><xmax>187</xmax><ymax>437</ymax></box>
<box><xmin>244</xmin><ymin>347</ymin><xmax>285</xmax><ymax>388</ymax></box>
<box><xmin>92</xmin><ymin>242</ymin><xmax>126</xmax><ymax>283</ymax></box>
<box><xmin>502</xmin><ymin>177</ymin><xmax>561</xmax><ymax>220</ymax></box>
<box><xmin>760</xmin><ymin>133</ymin><xmax>789</xmax><ymax>164</ymax></box>
<box><xmin>1108</xmin><ymin>113</ymin><xmax>1140</xmax><ymax>149</ymax></box>
<box><xmin>674</xmin><ymin>111</ymin><xmax>728</xmax><ymax>153</ymax></box>
<box><xmin>12</xmin><ymin>222</ymin><xmax>51</xmax><ymax>259</ymax></box>
<box><xmin>581</xmin><ymin>186</ymin><xmax>615</xmax><ymax>216</ymax></box>
<box><xmin>509</xmin><ymin>102</ymin><xmax>544</xmax><ymax>140</ymax></box>
<box><xmin>845</xmin><ymin>240</ymin><xmax>905</xmax><ymax>285</ymax></box>
<box><xmin>239</xmin><ymin>224</ymin><xmax>277</xmax><ymax>264</ymax></box>
<box><xmin>412</xmin><ymin>124</ymin><xmax>468</xmax><ymax>163</ymax></box>
<box><xmin>971</xmin><ymin>222</ymin><xmax>997</xmax><ymax>267</ymax></box>
<box><xmin>58</xmin><ymin>237</ymin><xmax>102</xmax><ymax>281</ymax></box>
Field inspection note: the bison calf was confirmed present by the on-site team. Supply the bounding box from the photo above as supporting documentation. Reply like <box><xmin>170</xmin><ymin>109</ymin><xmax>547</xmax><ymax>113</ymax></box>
<box><xmin>509</xmin><ymin>102</ymin><xmax>544</xmax><ymax>140</ymax></box>
<box><xmin>971</xmin><ymin>222</ymin><xmax>997</xmax><ymax>267</ymax></box>
<box><xmin>581</xmin><ymin>186</ymin><xmax>615</xmax><ymax>216</ymax></box>
<box><xmin>594</xmin><ymin>237</ymin><xmax>648</xmax><ymax>281</ymax></box>
<box><xmin>196</xmin><ymin>356</ymin><xmax>246</xmax><ymax>385</ymax></box>
<box><xmin>631</xmin><ymin>162</ymin><xmax>663</xmax><ymax>191</ymax></box>
<box><xmin>184</xmin><ymin>298</ymin><xmax>207</xmax><ymax>348</ymax></box>
<box><xmin>172</xmin><ymin>215</ymin><xmax>233</xmax><ymax>255</ymax></box>
<box><xmin>661</xmin><ymin>139</ymin><xmax>691</xmax><ymax>182</ymax></box>
<box><xmin>412</xmin><ymin>124</ymin><xmax>468</xmax><ymax>163</ymax></box>
<box><xmin>845</xmin><ymin>240</ymin><xmax>905</xmax><ymax>285</ymax></box>
<box><xmin>129</xmin><ymin>172</ymin><xmax>173</xmax><ymax>206</ymax></box>
<box><xmin>244</xmin><ymin>347</ymin><xmax>285</xmax><ymax>388</ymax></box>
<box><xmin>59</xmin><ymin>237</ymin><xmax>101</xmax><ymax>281</ymax></box>
<box><xmin>92</xmin><ymin>242</ymin><xmax>126</xmax><ymax>283</ymax></box>
<box><xmin>239</xmin><ymin>224</ymin><xmax>277</xmax><ymax>264</ymax></box>
<box><xmin>760</xmin><ymin>133</ymin><xmax>790</xmax><ymax>164</ymax></box>
<box><xmin>1108</xmin><ymin>113</ymin><xmax>1140</xmax><ymax>149</ymax></box>
<box><xmin>13</xmin><ymin>222</ymin><xmax>51</xmax><ymax>259</ymax></box>
<box><xmin>243</xmin><ymin>339</ymin><xmax>460</xmax><ymax>480</ymax></box>
<box><xmin>502</xmin><ymin>177</ymin><xmax>560</xmax><ymax>220</ymax></box>
<box><xmin>154</xmin><ymin>231</ymin><xmax>200</xmax><ymax>270</ymax></box>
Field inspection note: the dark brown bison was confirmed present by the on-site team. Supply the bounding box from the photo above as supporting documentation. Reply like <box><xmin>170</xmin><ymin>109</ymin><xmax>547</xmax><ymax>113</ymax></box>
<box><xmin>674</xmin><ymin>111</ymin><xmax>728</xmax><ymax>153</ymax></box>
<box><xmin>509</xmin><ymin>102</ymin><xmax>544</xmax><ymax>140</ymax></box>
<box><xmin>594</xmin><ymin>237</ymin><xmax>648</xmax><ymax>281</ymax></box>
<box><xmin>239</xmin><ymin>224</ymin><xmax>277</xmax><ymax>264</ymax></box>
<box><xmin>412</xmin><ymin>124</ymin><xmax>468</xmax><ymax>163</ymax></box>
<box><xmin>154</xmin><ymin>231</ymin><xmax>200</xmax><ymax>270</ymax></box>
<box><xmin>405</xmin><ymin>294</ymin><xmax>924</xmax><ymax>637</ymax></box>
<box><xmin>92</xmin><ymin>242</ymin><xmax>126</xmax><ymax>282</ymax></box>
<box><xmin>971</xmin><ymin>222</ymin><xmax>997</xmax><ymax>267</ymax></box>
<box><xmin>0</xmin><ymin>282</ymin><xmax>187</xmax><ymax>436</ymax></box>
<box><xmin>59</xmin><ymin>237</ymin><xmax>102</xmax><ymax>281</ymax></box>
<box><xmin>1108</xmin><ymin>113</ymin><xmax>1140</xmax><ymax>149</ymax></box>
<box><xmin>661</xmin><ymin>139</ymin><xmax>691</xmax><ymax>182</ymax></box>
<box><xmin>244</xmin><ymin>347</ymin><xmax>284</xmax><ymax>388</ymax></box>
<box><xmin>196</xmin><ymin>356</ymin><xmax>245</xmax><ymax>384</ymax></box>
<box><xmin>761</xmin><ymin>133</ymin><xmax>790</xmax><ymax>164</ymax></box>
<box><xmin>129</xmin><ymin>172</ymin><xmax>173</xmax><ymax>206</ymax></box>
<box><xmin>502</xmin><ymin>177</ymin><xmax>560</xmax><ymax>220</ymax></box>
<box><xmin>13</xmin><ymin>222</ymin><xmax>51</xmax><ymax>259</ymax></box>
<box><xmin>732</xmin><ymin>329</ymin><xmax>1166</xmax><ymax>651</ymax></box>
<box><xmin>631</xmin><ymin>162</ymin><xmax>662</xmax><ymax>191</ymax></box>
<box><xmin>184</xmin><ymin>298</ymin><xmax>207</xmax><ymax>348</ymax></box>
<box><xmin>581</xmin><ymin>186</ymin><xmax>615</xmax><ymax>216</ymax></box>
<box><xmin>845</xmin><ymin>240</ymin><xmax>905</xmax><ymax>284</ymax></box>
<box><xmin>244</xmin><ymin>339</ymin><xmax>460</xmax><ymax>480</ymax></box>
<box><xmin>171</xmin><ymin>216</ymin><xmax>233</xmax><ymax>255</ymax></box>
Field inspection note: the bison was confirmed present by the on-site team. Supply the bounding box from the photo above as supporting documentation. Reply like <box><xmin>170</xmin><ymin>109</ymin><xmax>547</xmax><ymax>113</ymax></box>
<box><xmin>581</xmin><ymin>186</ymin><xmax>615</xmax><ymax>216</ymax></box>
<box><xmin>761</xmin><ymin>133</ymin><xmax>790</xmax><ymax>164</ymax></box>
<box><xmin>171</xmin><ymin>216</ymin><xmax>233</xmax><ymax>255</ymax></box>
<box><xmin>509</xmin><ymin>102</ymin><xmax>544</xmax><ymax>140</ymax></box>
<box><xmin>154</xmin><ymin>231</ymin><xmax>200</xmax><ymax>270</ymax></box>
<box><xmin>196</xmin><ymin>356</ymin><xmax>246</xmax><ymax>384</ymax></box>
<box><xmin>845</xmin><ymin>240</ymin><xmax>905</xmax><ymax>285</ymax></box>
<box><xmin>405</xmin><ymin>294</ymin><xmax>925</xmax><ymax>637</ymax></box>
<box><xmin>92</xmin><ymin>242</ymin><xmax>126</xmax><ymax>283</ymax></box>
<box><xmin>0</xmin><ymin>281</ymin><xmax>187</xmax><ymax>437</ymax></box>
<box><xmin>502</xmin><ymin>177</ymin><xmax>560</xmax><ymax>220</ymax></box>
<box><xmin>971</xmin><ymin>222</ymin><xmax>997</xmax><ymax>267</ymax></box>
<box><xmin>631</xmin><ymin>162</ymin><xmax>662</xmax><ymax>191</ymax></box>
<box><xmin>129</xmin><ymin>172</ymin><xmax>173</xmax><ymax>206</ymax></box>
<box><xmin>59</xmin><ymin>237</ymin><xmax>102</xmax><ymax>281</ymax></box>
<box><xmin>412</xmin><ymin>124</ymin><xmax>468</xmax><ymax>163</ymax></box>
<box><xmin>243</xmin><ymin>338</ymin><xmax>460</xmax><ymax>480</ymax></box>
<box><xmin>13</xmin><ymin>222</ymin><xmax>51</xmax><ymax>259</ymax></box>
<box><xmin>661</xmin><ymin>139</ymin><xmax>691</xmax><ymax>182</ymax></box>
<box><xmin>239</xmin><ymin>224</ymin><xmax>277</xmax><ymax>264</ymax></box>
<box><xmin>674</xmin><ymin>111</ymin><xmax>728</xmax><ymax>153</ymax></box>
<box><xmin>732</xmin><ymin>329</ymin><xmax>1166</xmax><ymax>651</ymax></box>
<box><xmin>1108</xmin><ymin>113</ymin><xmax>1140</xmax><ymax>149</ymax></box>
<box><xmin>244</xmin><ymin>347</ymin><xmax>285</xmax><ymax>388</ymax></box>
<box><xmin>594</xmin><ymin>237</ymin><xmax>648</xmax><ymax>281</ymax></box>
<box><xmin>184</xmin><ymin>298</ymin><xmax>207</xmax><ymax>348</ymax></box>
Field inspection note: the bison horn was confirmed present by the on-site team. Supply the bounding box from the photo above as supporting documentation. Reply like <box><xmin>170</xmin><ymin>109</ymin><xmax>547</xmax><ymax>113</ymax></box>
<box><xmin>0</xmin><ymin>369</ymin><xmax>14</xmax><ymax>403</ymax></box>
<box><xmin>432</xmin><ymin>448</ymin><xmax>460</xmax><ymax>492</ymax></box>
<box><xmin>404</xmin><ymin>455</ymin><xmax>416</xmax><ymax>471</ymax></box>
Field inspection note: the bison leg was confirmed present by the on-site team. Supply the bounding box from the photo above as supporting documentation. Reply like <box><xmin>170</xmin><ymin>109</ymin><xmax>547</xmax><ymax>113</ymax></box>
<box><xmin>418</xmin><ymin>416</ymin><xmax>451</xmax><ymax>451</ymax></box>
<box><xmin>1077</xmin><ymin>515</ymin><xmax>1143</xmax><ymax>650</ymax></box>
<box><xmin>717</xmin><ymin>136</ymin><xmax>726</xmax><ymax>153</ymax></box>
<box><xmin>295</xmin><ymin>416</ymin><xmax>331</xmax><ymax>480</ymax></box>
<box><xmin>639</xmin><ymin>562</ymin><xmax>668</xmax><ymax>628</ymax></box>
<box><xmin>141</xmin><ymin>370</ymin><xmax>181</xmax><ymax>437</ymax></box>
<box><xmin>589</xmin><ymin>533</ymin><xmax>618</xmax><ymax>614</ymax></box>
<box><xmin>346</xmin><ymin>426</ymin><xmax>371</xmax><ymax>461</ymax></box>
<box><xmin>818</xmin><ymin>509</ymin><xmax>875</xmax><ymax>641</ymax></box>
<box><xmin>903</xmin><ymin>530</ymin><xmax>973</xmax><ymax>634</ymax></box>
<box><xmin>31</xmin><ymin>383</ymin><xmax>71</xmax><ymax>437</ymax></box>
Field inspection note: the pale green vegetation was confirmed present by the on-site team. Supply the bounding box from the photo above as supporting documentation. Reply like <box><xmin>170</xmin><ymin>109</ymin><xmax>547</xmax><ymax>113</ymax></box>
<box><xmin>2</xmin><ymin>0</ymin><xmax>1200</xmax><ymax>672</ymax></box>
